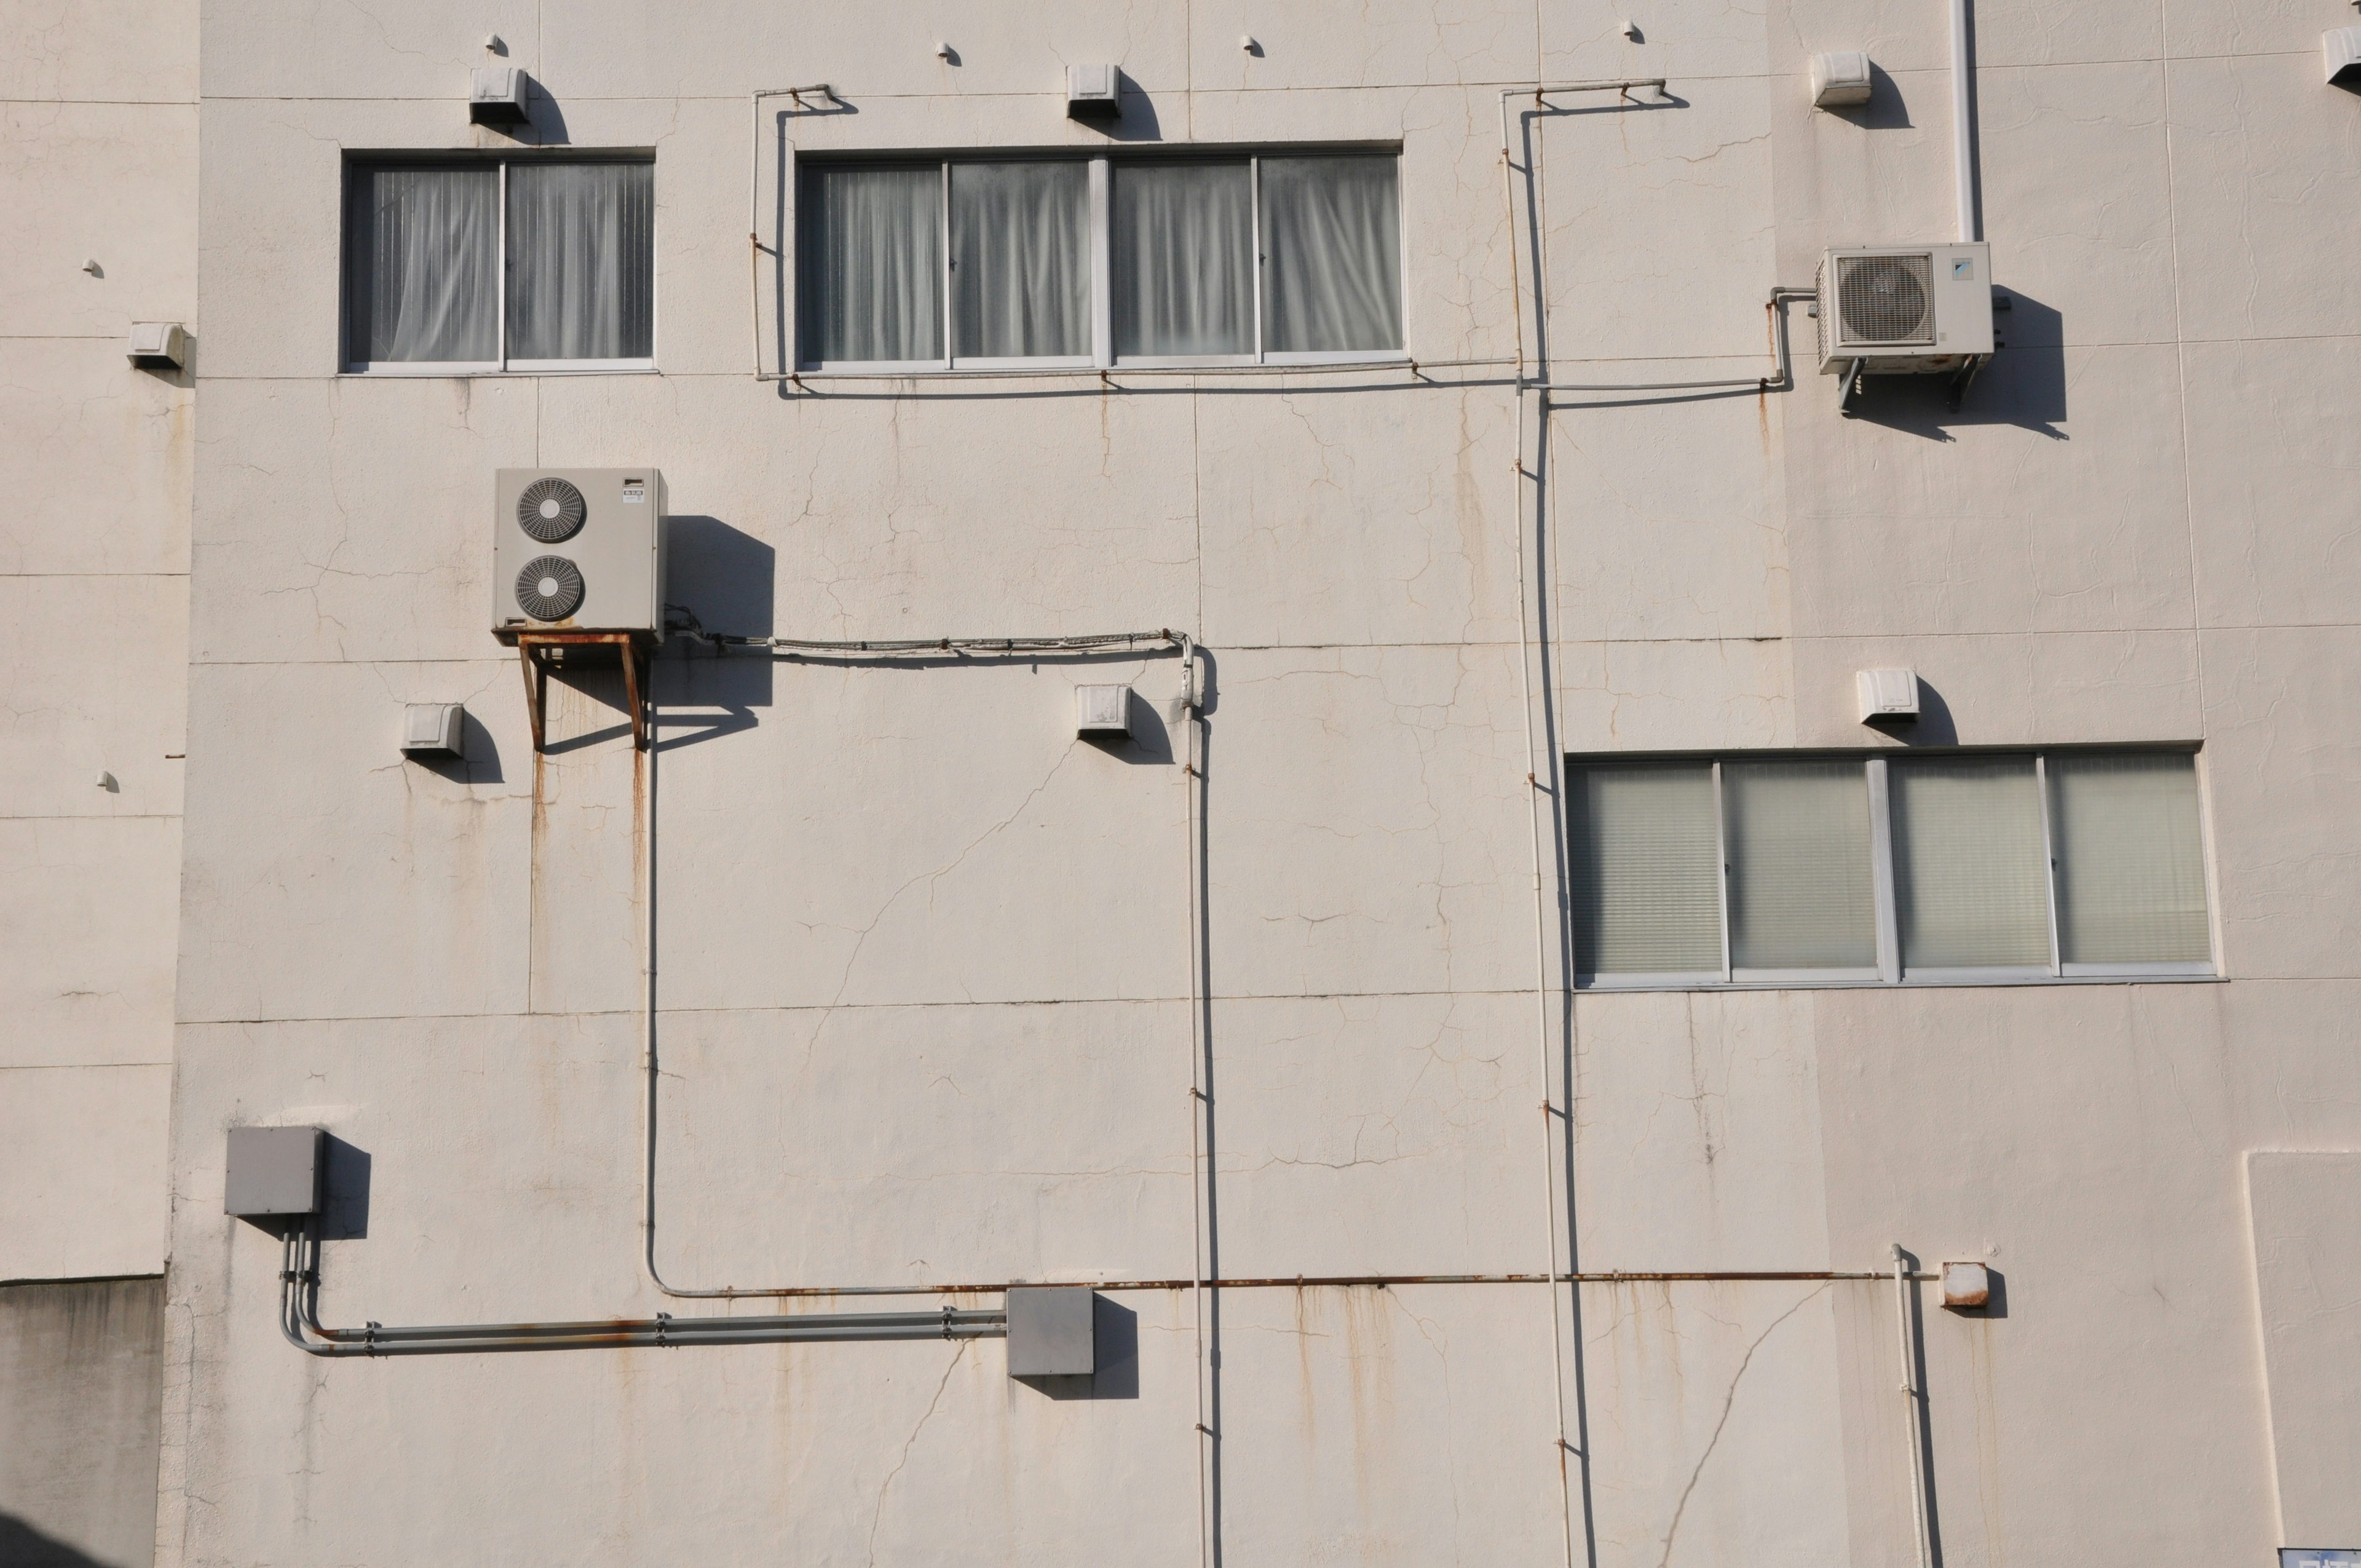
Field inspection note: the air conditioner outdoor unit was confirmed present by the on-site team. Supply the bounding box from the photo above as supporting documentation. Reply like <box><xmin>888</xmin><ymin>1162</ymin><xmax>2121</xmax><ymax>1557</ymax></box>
<box><xmin>492</xmin><ymin>469</ymin><xmax>666</xmax><ymax>639</ymax></box>
<box><xmin>1816</xmin><ymin>243</ymin><xmax>1993</xmax><ymax>378</ymax></box>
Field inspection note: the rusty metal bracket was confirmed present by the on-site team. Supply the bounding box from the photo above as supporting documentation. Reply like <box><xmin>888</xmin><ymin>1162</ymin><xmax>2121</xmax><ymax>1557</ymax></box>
<box><xmin>516</xmin><ymin>631</ymin><xmax>655</xmax><ymax>753</ymax></box>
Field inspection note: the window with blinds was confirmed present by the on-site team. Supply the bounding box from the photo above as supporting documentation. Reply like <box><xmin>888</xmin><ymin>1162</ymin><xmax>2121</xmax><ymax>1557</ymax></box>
<box><xmin>1568</xmin><ymin>748</ymin><xmax>2214</xmax><ymax>988</ymax></box>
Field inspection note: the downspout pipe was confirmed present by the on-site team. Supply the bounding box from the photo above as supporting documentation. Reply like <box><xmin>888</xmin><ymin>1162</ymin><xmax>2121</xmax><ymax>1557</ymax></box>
<box><xmin>1950</xmin><ymin>0</ymin><xmax>1978</xmax><ymax>242</ymax></box>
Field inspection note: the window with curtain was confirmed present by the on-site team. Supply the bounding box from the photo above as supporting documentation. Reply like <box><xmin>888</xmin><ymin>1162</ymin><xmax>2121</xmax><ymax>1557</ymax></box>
<box><xmin>795</xmin><ymin>149</ymin><xmax>1403</xmax><ymax>369</ymax></box>
<box><xmin>344</xmin><ymin>157</ymin><xmax>655</xmax><ymax>371</ymax></box>
<box><xmin>1568</xmin><ymin>748</ymin><xmax>2215</xmax><ymax>988</ymax></box>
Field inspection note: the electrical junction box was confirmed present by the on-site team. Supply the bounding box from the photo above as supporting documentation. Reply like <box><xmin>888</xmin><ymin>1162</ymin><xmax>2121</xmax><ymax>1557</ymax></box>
<box><xmin>470</xmin><ymin>66</ymin><xmax>531</xmax><ymax>126</ymax></box>
<box><xmin>1857</xmin><ymin>667</ymin><xmax>1920</xmax><ymax>724</ymax></box>
<box><xmin>1816</xmin><ymin>243</ymin><xmax>1994</xmax><ymax>375</ymax></box>
<box><xmin>1941</xmin><ymin>1261</ymin><xmax>1991</xmax><ymax>1310</ymax></box>
<box><xmin>493</xmin><ymin>469</ymin><xmax>666</xmax><ymax>640</ymax></box>
<box><xmin>1075</xmin><ymin>684</ymin><xmax>1132</xmax><ymax>738</ymax></box>
<box><xmin>2328</xmin><ymin>28</ymin><xmax>2361</xmax><ymax>87</ymax></box>
<box><xmin>1006</xmin><ymin>1287</ymin><xmax>1097</xmax><ymax>1377</ymax></box>
<box><xmin>401</xmin><ymin>702</ymin><xmax>465</xmax><ymax>758</ymax></box>
<box><xmin>224</xmin><ymin>1126</ymin><xmax>324</xmax><ymax>1218</ymax></box>
<box><xmin>1066</xmin><ymin>64</ymin><xmax>1120</xmax><ymax>119</ymax></box>
<box><xmin>1810</xmin><ymin>52</ymin><xmax>1873</xmax><ymax>108</ymax></box>
<box><xmin>126</xmin><ymin>322</ymin><xmax>186</xmax><ymax>369</ymax></box>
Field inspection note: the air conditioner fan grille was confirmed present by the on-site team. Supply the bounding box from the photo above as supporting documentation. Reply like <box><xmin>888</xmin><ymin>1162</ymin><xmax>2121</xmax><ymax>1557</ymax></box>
<box><xmin>517</xmin><ymin>477</ymin><xmax>587</xmax><ymax>543</ymax></box>
<box><xmin>1836</xmin><ymin>253</ymin><xmax>1934</xmax><ymax>345</ymax></box>
<box><xmin>516</xmin><ymin>556</ymin><xmax>585</xmax><ymax>622</ymax></box>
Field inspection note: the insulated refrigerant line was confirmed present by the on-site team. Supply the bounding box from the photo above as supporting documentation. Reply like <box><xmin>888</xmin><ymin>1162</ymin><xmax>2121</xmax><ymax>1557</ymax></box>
<box><xmin>639</xmin><ymin>630</ymin><xmax>1201</xmax><ymax>1302</ymax></box>
<box><xmin>1894</xmin><ymin>1245</ymin><xmax>1936</xmax><ymax>1568</ymax></box>
<box><xmin>747</xmin><ymin>84</ymin><xmax>840</xmax><ymax>379</ymax></box>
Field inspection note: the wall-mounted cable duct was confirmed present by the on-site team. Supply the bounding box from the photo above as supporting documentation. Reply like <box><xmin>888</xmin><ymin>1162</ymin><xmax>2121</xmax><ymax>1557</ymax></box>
<box><xmin>1951</xmin><ymin>0</ymin><xmax>1979</xmax><ymax>242</ymax></box>
<box><xmin>748</xmin><ymin>84</ymin><xmax>842</xmax><ymax>379</ymax></box>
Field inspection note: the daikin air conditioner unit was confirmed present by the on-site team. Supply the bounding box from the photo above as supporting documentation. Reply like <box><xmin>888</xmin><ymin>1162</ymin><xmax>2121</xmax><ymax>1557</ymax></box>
<box><xmin>1815</xmin><ymin>243</ymin><xmax>1993</xmax><ymax>376</ymax></box>
<box><xmin>492</xmin><ymin>469</ymin><xmax>666</xmax><ymax>638</ymax></box>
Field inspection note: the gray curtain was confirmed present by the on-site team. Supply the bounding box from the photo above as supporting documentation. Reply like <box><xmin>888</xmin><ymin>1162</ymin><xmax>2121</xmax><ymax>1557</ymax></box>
<box><xmin>345</xmin><ymin>165</ymin><xmax>499</xmax><ymax>363</ymax></box>
<box><xmin>1259</xmin><ymin>154</ymin><xmax>1401</xmax><ymax>353</ymax></box>
<box><xmin>799</xmin><ymin>164</ymin><xmax>943</xmax><ymax>364</ymax></box>
<box><xmin>505</xmin><ymin>161</ymin><xmax>655</xmax><ymax>360</ymax></box>
<box><xmin>952</xmin><ymin>162</ymin><xmax>1088</xmax><ymax>359</ymax></box>
<box><xmin>1112</xmin><ymin>160</ymin><xmax>1252</xmax><ymax>357</ymax></box>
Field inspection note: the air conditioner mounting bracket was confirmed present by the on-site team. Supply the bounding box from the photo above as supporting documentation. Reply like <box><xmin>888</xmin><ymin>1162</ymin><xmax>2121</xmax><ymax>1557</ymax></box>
<box><xmin>516</xmin><ymin>631</ymin><xmax>655</xmax><ymax>753</ymax></box>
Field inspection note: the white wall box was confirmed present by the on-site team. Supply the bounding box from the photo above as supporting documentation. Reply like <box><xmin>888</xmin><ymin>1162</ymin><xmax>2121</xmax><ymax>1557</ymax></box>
<box><xmin>492</xmin><ymin>470</ymin><xmax>668</xmax><ymax>638</ymax></box>
<box><xmin>125</xmin><ymin>322</ymin><xmax>186</xmax><ymax>370</ymax></box>
<box><xmin>1942</xmin><ymin>1261</ymin><xmax>1992</xmax><ymax>1309</ymax></box>
<box><xmin>1857</xmin><ymin>667</ymin><xmax>1921</xmax><ymax>724</ymax></box>
<box><xmin>1809</xmin><ymin>52</ymin><xmax>1873</xmax><ymax>108</ymax></box>
<box><xmin>1075</xmin><ymin>684</ymin><xmax>1132</xmax><ymax>737</ymax></box>
<box><xmin>400</xmin><ymin>703</ymin><xmax>465</xmax><ymax>758</ymax></box>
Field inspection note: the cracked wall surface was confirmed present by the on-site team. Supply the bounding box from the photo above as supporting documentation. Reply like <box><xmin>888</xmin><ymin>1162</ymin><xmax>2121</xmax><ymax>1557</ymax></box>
<box><xmin>7</xmin><ymin>0</ymin><xmax>2358</xmax><ymax>1563</ymax></box>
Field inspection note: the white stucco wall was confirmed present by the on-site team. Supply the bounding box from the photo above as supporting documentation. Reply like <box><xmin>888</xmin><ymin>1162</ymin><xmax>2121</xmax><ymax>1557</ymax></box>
<box><xmin>9</xmin><ymin>0</ymin><xmax>2360</xmax><ymax>1563</ymax></box>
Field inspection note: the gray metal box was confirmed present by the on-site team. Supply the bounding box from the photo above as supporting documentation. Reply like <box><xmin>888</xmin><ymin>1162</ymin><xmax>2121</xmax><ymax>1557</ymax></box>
<box><xmin>1005</xmin><ymin>1287</ymin><xmax>1097</xmax><ymax>1377</ymax></box>
<box><xmin>224</xmin><ymin>1126</ymin><xmax>324</xmax><ymax>1218</ymax></box>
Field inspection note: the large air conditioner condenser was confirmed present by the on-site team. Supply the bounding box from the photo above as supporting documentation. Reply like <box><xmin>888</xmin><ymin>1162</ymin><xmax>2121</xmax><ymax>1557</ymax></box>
<box><xmin>1815</xmin><ymin>243</ymin><xmax>1993</xmax><ymax>397</ymax></box>
<box><xmin>491</xmin><ymin>469</ymin><xmax>667</xmax><ymax>641</ymax></box>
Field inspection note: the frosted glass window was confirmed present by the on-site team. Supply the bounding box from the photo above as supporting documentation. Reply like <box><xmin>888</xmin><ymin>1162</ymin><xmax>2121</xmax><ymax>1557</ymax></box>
<box><xmin>506</xmin><ymin>162</ymin><xmax>654</xmax><ymax>360</ymax></box>
<box><xmin>951</xmin><ymin>161</ymin><xmax>1090</xmax><ymax>359</ymax></box>
<box><xmin>1723</xmin><ymin>761</ymin><xmax>1877</xmax><ymax>971</ymax></box>
<box><xmin>798</xmin><ymin>164</ymin><xmax>944</xmax><ymax>363</ymax></box>
<box><xmin>1572</xmin><ymin>765</ymin><xmax>1723</xmax><ymax>976</ymax></box>
<box><xmin>1112</xmin><ymin>160</ymin><xmax>1253</xmax><ymax>358</ymax></box>
<box><xmin>1889</xmin><ymin>758</ymin><xmax>2052</xmax><ymax>970</ymax></box>
<box><xmin>1259</xmin><ymin>155</ymin><xmax>1402</xmax><ymax>354</ymax></box>
<box><xmin>2048</xmin><ymin>753</ymin><xmax>2210</xmax><ymax>965</ymax></box>
<box><xmin>344</xmin><ymin>165</ymin><xmax>500</xmax><ymax>364</ymax></box>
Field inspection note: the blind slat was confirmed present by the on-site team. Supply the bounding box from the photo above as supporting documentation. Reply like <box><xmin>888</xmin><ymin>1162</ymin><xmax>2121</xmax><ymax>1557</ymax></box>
<box><xmin>1723</xmin><ymin>761</ymin><xmax>1877</xmax><ymax>970</ymax></box>
<box><xmin>1890</xmin><ymin>758</ymin><xmax>2052</xmax><ymax>970</ymax></box>
<box><xmin>1572</xmin><ymin>765</ymin><xmax>1722</xmax><ymax>976</ymax></box>
<box><xmin>2049</xmin><ymin>753</ymin><xmax>2210</xmax><ymax>964</ymax></box>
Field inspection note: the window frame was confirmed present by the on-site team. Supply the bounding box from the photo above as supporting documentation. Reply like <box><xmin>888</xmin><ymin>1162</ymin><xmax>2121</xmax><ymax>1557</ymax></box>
<box><xmin>792</xmin><ymin>145</ymin><xmax>1409</xmax><ymax>374</ymax></box>
<box><xmin>1568</xmin><ymin>744</ymin><xmax>2221</xmax><ymax>992</ymax></box>
<box><xmin>339</xmin><ymin>151</ymin><xmax>659</xmax><ymax>378</ymax></box>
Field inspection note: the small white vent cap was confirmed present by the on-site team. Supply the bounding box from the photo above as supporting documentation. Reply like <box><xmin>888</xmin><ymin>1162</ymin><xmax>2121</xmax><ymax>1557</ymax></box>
<box><xmin>1075</xmin><ymin>684</ymin><xmax>1131</xmax><ymax>737</ymax></box>
<box><xmin>1811</xmin><ymin>51</ymin><xmax>1873</xmax><ymax>107</ymax></box>
<box><xmin>1067</xmin><ymin>63</ymin><xmax>1120</xmax><ymax>118</ymax></box>
<box><xmin>470</xmin><ymin>65</ymin><xmax>529</xmax><ymax>126</ymax></box>
<box><xmin>401</xmin><ymin>702</ymin><xmax>465</xmax><ymax>758</ymax></box>
<box><xmin>1856</xmin><ymin>667</ymin><xmax>1920</xmax><ymax>724</ymax></box>
<box><xmin>127</xmin><ymin>322</ymin><xmax>186</xmax><ymax>368</ymax></box>
<box><xmin>2327</xmin><ymin>27</ymin><xmax>2361</xmax><ymax>87</ymax></box>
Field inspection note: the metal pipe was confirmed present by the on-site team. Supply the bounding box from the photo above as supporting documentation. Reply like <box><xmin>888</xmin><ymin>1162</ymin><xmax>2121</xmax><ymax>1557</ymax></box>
<box><xmin>1894</xmin><ymin>1244</ymin><xmax>1935</xmax><ymax>1568</ymax></box>
<box><xmin>1181</xmin><ymin>636</ymin><xmax>1211</xmax><ymax>1568</ymax></box>
<box><xmin>748</xmin><ymin>84</ymin><xmax>839</xmax><ymax>378</ymax></box>
<box><xmin>1950</xmin><ymin>0</ymin><xmax>1977</xmax><ymax>242</ymax></box>
<box><xmin>762</xmin><ymin>357</ymin><xmax>1517</xmax><ymax>386</ymax></box>
<box><xmin>642</xmin><ymin>632</ymin><xmax>1202</xmax><ymax>1301</ymax></box>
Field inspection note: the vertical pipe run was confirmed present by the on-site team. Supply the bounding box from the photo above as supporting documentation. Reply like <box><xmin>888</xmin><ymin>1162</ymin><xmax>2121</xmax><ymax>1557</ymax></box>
<box><xmin>1950</xmin><ymin>0</ymin><xmax>1977</xmax><ymax>242</ymax></box>
<box><xmin>1894</xmin><ymin>1244</ymin><xmax>1934</xmax><ymax>1568</ymax></box>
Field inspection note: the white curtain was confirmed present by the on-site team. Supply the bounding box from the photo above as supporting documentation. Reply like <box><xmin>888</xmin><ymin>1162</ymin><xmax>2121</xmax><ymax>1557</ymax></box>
<box><xmin>1722</xmin><ymin>761</ymin><xmax>1877</xmax><ymax>970</ymax></box>
<box><xmin>2048</xmin><ymin>753</ymin><xmax>2210</xmax><ymax>964</ymax></box>
<box><xmin>345</xmin><ymin>165</ymin><xmax>499</xmax><ymax>363</ymax></box>
<box><xmin>1112</xmin><ymin>161</ymin><xmax>1252</xmax><ymax>357</ymax></box>
<box><xmin>1259</xmin><ymin>155</ymin><xmax>1401</xmax><ymax>354</ymax></box>
<box><xmin>506</xmin><ymin>161</ymin><xmax>654</xmax><ymax>360</ymax></box>
<box><xmin>799</xmin><ymin>164</ymin><xmax>943</xmax><ymax>363</ymax></box>
<box><xmin>951</xmin><ymin>162</ymin><xmax>1088</xmax><ymax>359</ymax></box>
<box><xmin>1890</xmin><ymin>758</ymin><xmax>2052</xmax><ymax>969</ymax></box>
<box><xmin>1572</xmin><ymin>764</ymin><xmax>1723</xmax><ymax>976</ymax></box>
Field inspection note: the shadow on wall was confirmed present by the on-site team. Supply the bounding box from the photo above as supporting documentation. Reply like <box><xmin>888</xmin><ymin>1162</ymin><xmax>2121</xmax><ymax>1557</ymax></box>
<box><xmin>1821</xmin><ymin>61</ymin><xmax>1915</xmax><ymax>129</ymax></box>
<box><xmin>655</xmin><ymin>515</ymin><xmax>777</xmax><ymax>750</ymax></box>
<box><xmin>0</xmin><ymin>1515</ymin><xmax>119</xmax><ymax>1568</ymax></box>
<box><xmin>1848</xmin><ymin>292</ymin><xmax>2067</xmax><ymax>443</ymax></box>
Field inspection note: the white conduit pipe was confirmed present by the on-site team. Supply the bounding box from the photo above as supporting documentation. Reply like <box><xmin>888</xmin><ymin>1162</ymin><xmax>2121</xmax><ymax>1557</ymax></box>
<box><xmin>1180</xmin><ymin>641</ymin><xmax>1211</xmax><ymax>1568</ymax></box>
<box><xmin>1893</xmin><ymin>1245</ymin><xmax>1934</xmax><ymax>1568</ymax></box>
<box><xmin>748</xmin><ymin>85</ymin><xmax>839</xmax><ymax>378</ymax></box>
<box><xmin>1950</xmin><ymin>0</ymin><xmax>1977</xmax><ymax>243</ymax></box>
<box><xmin>1497</xmin><ymin>76</ymin><xmax>1668</xmax><ymax>1568</ymax></box>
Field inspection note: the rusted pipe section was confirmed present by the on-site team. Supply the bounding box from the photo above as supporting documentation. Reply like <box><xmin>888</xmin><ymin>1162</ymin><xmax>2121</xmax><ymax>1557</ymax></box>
<box><xmin>277</xmin><ymin>1224</ymin><xmax>1002</xmax><ymax>1359</ymax></box>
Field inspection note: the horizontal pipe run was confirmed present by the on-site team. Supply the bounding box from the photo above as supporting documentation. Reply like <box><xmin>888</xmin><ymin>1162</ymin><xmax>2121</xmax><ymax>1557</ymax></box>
<box><xmin>671</xmin><ymin>1270</ymin><xmax>1938</xmax><ymax>1299</ymax></box>
<box><xmin>760</xmin><ymin>357</ymin><xmax>1518</xmax><ymax>386</ymax></box>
